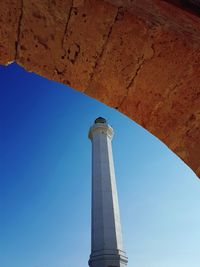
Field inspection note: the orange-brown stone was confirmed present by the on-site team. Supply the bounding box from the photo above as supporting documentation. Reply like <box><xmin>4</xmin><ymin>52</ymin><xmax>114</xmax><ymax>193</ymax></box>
<box><xmin>0</xmin><ymin>0</ymin><xmax>199</xmax><ymax>177</ymax></box>
<box><xmin>0</xmin><ymin>0</ymin><xmax>21</xmax><ymax>65</ymax></box>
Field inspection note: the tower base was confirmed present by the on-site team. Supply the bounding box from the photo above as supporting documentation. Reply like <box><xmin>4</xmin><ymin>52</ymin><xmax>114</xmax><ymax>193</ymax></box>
<box><xmin>89</xmin><ymin>249</ymin><xmax>128</xmax><ymax>267</ymax></box>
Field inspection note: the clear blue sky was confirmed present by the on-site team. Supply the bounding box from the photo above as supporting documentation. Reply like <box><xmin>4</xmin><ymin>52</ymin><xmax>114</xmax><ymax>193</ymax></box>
<box><xmin>0</xmin><ymin>63</ymin><xmax>199</xmax><ymax>267</ymax></box>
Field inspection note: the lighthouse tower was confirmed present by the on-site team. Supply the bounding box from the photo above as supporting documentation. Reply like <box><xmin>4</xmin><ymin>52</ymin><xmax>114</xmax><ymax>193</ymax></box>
<box><xmin>88</xmin><ymin>117</ymin><xmax>128</xmax><ymax>267</ymax></box>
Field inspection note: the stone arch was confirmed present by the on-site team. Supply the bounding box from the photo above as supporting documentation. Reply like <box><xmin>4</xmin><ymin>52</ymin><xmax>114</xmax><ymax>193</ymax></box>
<box><xmin>0</xmin><ymin>0</ymin><xmax>200</xmax><ymax>177</ymax></box>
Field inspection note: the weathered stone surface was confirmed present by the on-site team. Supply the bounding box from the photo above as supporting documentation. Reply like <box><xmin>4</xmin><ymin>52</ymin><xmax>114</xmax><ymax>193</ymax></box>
<box><xmin>86</xmin><ymin>9</ymin><xmax>153</xmax><ymax>108</ymax></box>
<box><xmin>120</xmin><ymin>28</ymin><xmax>200</xmax><ymax>175</ymax></box>
<box><xmin>0</xmin><ymin>0</ymin><xmax>200</xmax><ymax>178</ymax></box>
<box><xmin>16</xmin><ymin>0</ymin><xmax>73</xmax><ymax>83</ymax></box>
<box><xmin>0</xmin><ymin>0</ymin><xmax>21</xmax><ymax>65</ymax></box>
<box><xmin>16</xmin><ymin>0</ymin><xmax>118</xmax><ymax>91</ymax></box>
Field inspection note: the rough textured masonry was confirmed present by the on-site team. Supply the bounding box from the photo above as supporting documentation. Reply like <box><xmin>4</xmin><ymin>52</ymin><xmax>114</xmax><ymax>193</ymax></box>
<box><xmin>0</xmin><ymin>0</ymin><xmax>200</xmax><ymax>177</ymax></box>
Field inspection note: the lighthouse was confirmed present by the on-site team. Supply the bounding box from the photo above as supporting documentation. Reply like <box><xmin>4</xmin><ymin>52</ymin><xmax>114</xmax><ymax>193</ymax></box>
<box><xmin>88</xmin><ymin>117</ymin><xmax>128</xmax><ymax>267</ymax></box>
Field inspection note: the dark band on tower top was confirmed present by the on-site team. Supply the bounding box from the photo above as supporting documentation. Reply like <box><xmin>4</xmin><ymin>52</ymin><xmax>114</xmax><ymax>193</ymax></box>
<box><xmin>95</xmin><ymin>117</ymin><xmax>107</xmax><ymax>124</ymax></box>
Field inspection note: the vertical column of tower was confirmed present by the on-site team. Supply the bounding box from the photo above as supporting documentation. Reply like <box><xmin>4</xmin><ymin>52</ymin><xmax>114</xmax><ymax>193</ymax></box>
<box><xmin>88</xmin><ymin>117</ymin><xmax>128</xmax><ymax>267</ymax></box>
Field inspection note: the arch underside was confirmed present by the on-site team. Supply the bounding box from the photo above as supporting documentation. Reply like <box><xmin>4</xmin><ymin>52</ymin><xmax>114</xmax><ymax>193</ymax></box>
<box><xmin>0</xmin><ymin>0</ymin><xmax>199</xmax><ymax>177</ymax></box>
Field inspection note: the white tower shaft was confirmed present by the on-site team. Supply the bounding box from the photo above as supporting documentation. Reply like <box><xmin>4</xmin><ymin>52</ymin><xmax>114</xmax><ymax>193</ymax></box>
<box><xmin>88</xmin><ymin>118</ymin><xmax>128</xmax><ymax>267</ymax></box>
